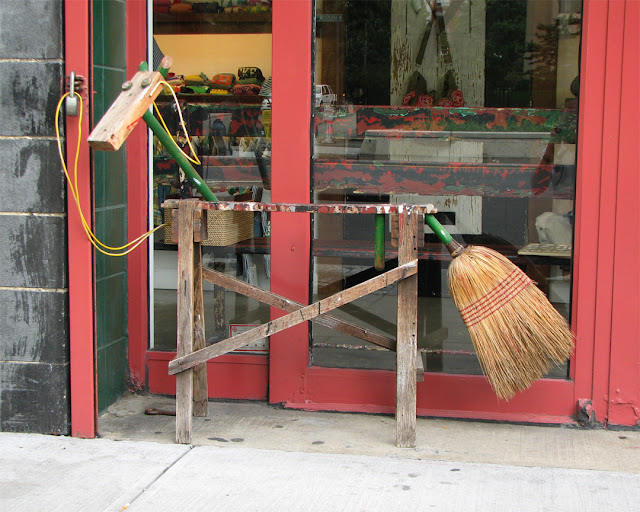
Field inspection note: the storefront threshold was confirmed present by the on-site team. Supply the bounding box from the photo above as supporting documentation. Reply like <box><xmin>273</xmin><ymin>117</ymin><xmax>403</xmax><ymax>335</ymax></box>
<box><xmin>145</xmin><ymin>353</ymin><xmax>576</xmax><ymax>425</ymax></box>
<box><xmin>283</xmin><ymin>400</ymin><xmax>576</xmax><ymax>427</ymax></box>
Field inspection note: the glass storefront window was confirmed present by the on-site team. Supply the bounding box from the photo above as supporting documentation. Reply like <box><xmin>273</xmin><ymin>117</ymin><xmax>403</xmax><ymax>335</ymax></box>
<box><xmin>151</xmin><ymin>6</ymin><xmax>272</xmax><ymax>352</ymax></box>
<box><xmin>312</xmin><ymin>0</ymin><xmax>581</xmax><ymax>376</ymax></box>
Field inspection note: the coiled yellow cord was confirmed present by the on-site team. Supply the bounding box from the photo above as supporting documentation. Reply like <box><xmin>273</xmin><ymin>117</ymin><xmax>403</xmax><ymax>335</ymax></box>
<box><xmin>55</xmin><ymin>91</ymin><xmax>166</xmax><ymax>257</ymax></box>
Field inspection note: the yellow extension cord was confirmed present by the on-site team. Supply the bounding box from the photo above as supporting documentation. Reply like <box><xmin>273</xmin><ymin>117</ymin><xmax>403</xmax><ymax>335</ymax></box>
<box><xmin>55</xmin><ymin>84</ymin><xmax>199</xmax><ymax>257</ymax></box>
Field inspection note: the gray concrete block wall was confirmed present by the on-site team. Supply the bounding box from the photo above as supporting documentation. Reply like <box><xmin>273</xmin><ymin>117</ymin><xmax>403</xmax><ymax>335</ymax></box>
<box><xmin>0</xmin><ymin>0</ymin><xmax>69</xmax><ymax>434</ymax></box>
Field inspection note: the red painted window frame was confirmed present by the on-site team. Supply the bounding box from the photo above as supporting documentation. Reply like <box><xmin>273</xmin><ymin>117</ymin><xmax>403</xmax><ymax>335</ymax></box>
<box><xmin>66</xmin><ymin>0</ymin><xmax>95</xmax><ymax>438</ymax></box>
<box><xmin>608</xmin><ymin>0</ymin><xmax>640</xmax><ymax>426</ymax></box>
<box><xmin>126</xmin><ymin>0</ymin><xmax>639</xmax><ymax>426</ymax></box>
<box><xmin>572</xmin><ymin>0</ymin><xmax>640</xmax><ymax>426</ymax></box>
<box><xmin>126</xmin><ymin>0</ymin><xmax>150</xmax><ymax>392</ymax></box>
<box><xmin>66</xmin><ymin>0</ymin><xmax>151</xmax><ymax>437</ymax></box>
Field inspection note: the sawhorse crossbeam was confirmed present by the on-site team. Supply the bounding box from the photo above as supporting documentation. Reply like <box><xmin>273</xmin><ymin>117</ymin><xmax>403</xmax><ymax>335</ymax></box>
<box><xmin>164</xmin><ymin>199</ymin><xmax>437</xmax><ymax>448</ymax></box>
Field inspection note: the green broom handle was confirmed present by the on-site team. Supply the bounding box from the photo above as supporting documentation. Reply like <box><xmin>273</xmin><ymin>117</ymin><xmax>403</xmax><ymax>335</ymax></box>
<box><xmin>424</xmin><ymin>213</ymin><xmax>465</xmax><ymax>257</ymax></box>
<box><xmin>424</xmin><ymin>213</ymin><xmax>452</xmax><ymax>244</ymax></box>
<box><xmin>141</xmin><ymin>61</ymin><xmax>218</xmax><ymax>202</ymax></box>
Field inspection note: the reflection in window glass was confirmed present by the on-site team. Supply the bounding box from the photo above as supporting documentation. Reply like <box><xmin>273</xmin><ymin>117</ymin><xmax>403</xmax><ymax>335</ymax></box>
<box><xmin>151</xmin><ymin>7</ymin><xmax>273</xmax><ymax>353</ymax></box>
<box><xmin>312</xmin><ymin>0</ymin><xmax>581</xmax><ymax>377</ymax></box>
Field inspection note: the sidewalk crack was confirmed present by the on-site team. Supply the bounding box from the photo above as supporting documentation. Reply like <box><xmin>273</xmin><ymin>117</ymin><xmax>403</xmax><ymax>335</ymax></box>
<box><xmin>105</xmin><ymin>445</ymin><xmax>194</xmax><ymax>512</ymax></box>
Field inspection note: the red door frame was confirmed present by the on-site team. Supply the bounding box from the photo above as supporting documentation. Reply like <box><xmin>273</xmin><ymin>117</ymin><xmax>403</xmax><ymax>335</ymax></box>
<box><xmin>126</xmin><ymin>0</ymin><xmax>150</xmax><ymax>391</ymax></box>
<box><xmin>605</xmin><ymin>0</ymin><xmax>640</xmax><ymax>426</ymax></box>
<box><xmin>66</xmin><ymin>0</ymin><xmax>157</xmax><ymax>438</ymax></box>
<box><xmin>572</xmin><ymin>0</ymin><xmax>640</xmax><ymax>426</ymax></box>
<box><xmin>66</xmin><ymin>0</ymin><xmax>96</xmax><ymax>438</ymax></box>
<box><xmin>119</xmin><ymin>0</ymin><xmax>639</xmax><ymax>426</ymax></box>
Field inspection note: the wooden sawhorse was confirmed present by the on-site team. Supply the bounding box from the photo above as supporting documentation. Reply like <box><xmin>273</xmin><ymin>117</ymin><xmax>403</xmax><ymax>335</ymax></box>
<box><xmin>164</xmin><ymin>198</ymin><xmax>437</xmax><ymax>448</ymax></box>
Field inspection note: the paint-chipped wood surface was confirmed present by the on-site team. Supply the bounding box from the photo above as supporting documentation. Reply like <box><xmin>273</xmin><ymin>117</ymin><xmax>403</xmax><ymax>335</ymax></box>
<box><xmin>314</xmin><ymin>106</ymin><xmax>576</xmax><ymax>140</ymax></box>
<box><xmin>313</xmin><ymin>160</ymin><xmax>573</xmax><ymax>197</ymax></box>
<box><xmin>192</xmin><ymin>242</ymin><xmax>208</xmax><ymax>418</ymax></box>
<box><xmin>162</xmin><ymin>199</ymin><xmax>438</xmax><ymax>215</ymax></box>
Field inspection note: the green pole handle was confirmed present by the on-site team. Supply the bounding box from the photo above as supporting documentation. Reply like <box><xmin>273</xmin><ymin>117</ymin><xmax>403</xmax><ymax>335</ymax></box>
<box><xmin>143</xmin><ymin>111</ymin><xmax>218</xmax><ymax>202</ymax></box>
<box><xmin>374</xmin><ymin>213</ymin><xmax>385</xmax><ymax>271</ymax></box>
<box><xmin>156</xmin><ymin>57</ymin><xmax>173</xmax><ymax>78</ymax></box>
<box><xmin>138</xmin><ymin>57</ymin><xmax>172</xmax><ymax>77</ymax></box>
<box><xmin>425</xmin><ymin>214</ymin><xmax>465</xmax><ymax>258</ymax></box>
<box><xmin>139</xmin><ymin>59</ymin><xmax>218</xmax><ymax>202</ymax></box>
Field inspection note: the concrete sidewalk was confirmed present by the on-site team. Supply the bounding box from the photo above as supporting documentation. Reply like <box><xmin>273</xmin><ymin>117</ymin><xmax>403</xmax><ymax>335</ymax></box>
<box><xmin>2</xmin><ymin>394</ymin><xmax>640</xmax><ymax>512</ymax></box>
<box><xmin>1</xmin><ymin>431</ymin><xmax>639</xmax><ymax>512</ymax></box>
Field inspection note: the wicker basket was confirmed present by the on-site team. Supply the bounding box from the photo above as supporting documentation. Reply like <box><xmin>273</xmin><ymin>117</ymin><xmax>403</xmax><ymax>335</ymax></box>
<box><xmin>163</xmin><ymin>207</ymin><xmax>254</xmax><ymax>246</ymax></box>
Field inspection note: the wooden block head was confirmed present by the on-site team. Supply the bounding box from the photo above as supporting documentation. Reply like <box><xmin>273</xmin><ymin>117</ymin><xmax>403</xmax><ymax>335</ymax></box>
<box><xmin>88</xmin><ymin>69</ymin><xmax>165</xmax><ymax>151</ymax></box>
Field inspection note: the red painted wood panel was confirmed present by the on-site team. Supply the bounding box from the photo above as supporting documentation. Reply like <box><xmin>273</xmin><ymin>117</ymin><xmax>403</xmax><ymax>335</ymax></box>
<box><xmin>66</xmin><ymin>0</ymin><xmax>96</xmax><ymax>438</ymax></box>
<box><xmin>571</xmin><ymin>0</ymin><xmax>609</xmax><ymax>413</ymax></box>
<box><xmin>607</xmin><ymin>0</ymin><xmax>640</xmax><ymax>426</ymax></box>
<box><xmin>147</xmin><ymin>352</ymin><xmax>268</xmax><ymax>400</ymax></box>
<box><xmin>302</xmin><ymin>367</ymin><xmax>575</xmax><ymax>424</ymax></box>
<box><xmin>591</xmin><ymin>0</ymin><xmax>625</xmax><ymax>424</ymax></box>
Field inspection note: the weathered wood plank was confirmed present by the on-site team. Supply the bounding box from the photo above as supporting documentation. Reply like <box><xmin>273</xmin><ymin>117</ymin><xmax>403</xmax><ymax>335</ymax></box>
<box><xmin>168</xmin><ymin>261</ymin><xmax>418</xmax><ymax>375</ymax></box>
<box><xmin>192</xmin><ymin>241</ymin><xmax>208</xmax><ymax>417</ymax></box>
<box><xmin>175</xmin><ymin>201</ymin><xmax>195</xmax><ymax>444</ymax></box>
<box><xmin>193</xmin><ymin>209</ymin><xmax>208</xmax><ymax>243</ymax></box>
<box><xmin>391</xmin><ymin>213</ymin><xmax>425</xmax><ymax>248</ymax></box>
<box><xmin>201</xmin><ymin>267</ymin><xmax>397</xmax><ymax>351</ymax></box>
<box><xmin>396</xmin><ymin>208</ymin><xmax>419</xmax><ymax>448</ymax></box>
<box><xmin>88</xmin><ymin>70</ymin><xmax>165</xmax><ymax>151</ymax></box>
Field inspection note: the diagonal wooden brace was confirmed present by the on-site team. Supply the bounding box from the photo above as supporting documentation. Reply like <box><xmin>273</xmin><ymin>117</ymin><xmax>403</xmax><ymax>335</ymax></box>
<box><xmin>200</xmin><ymin>267</ymin><xmax>422</xmax><ymax>381</ymax></box>
<box><xmin>201</xmin><ymin>267</ymin><xmax>398</xmax><ymax>351</ymax></box>
<box><xmin>168</xmin><ymin>260</ymin><xmax>418</xmax><ymax>375</ymax></box>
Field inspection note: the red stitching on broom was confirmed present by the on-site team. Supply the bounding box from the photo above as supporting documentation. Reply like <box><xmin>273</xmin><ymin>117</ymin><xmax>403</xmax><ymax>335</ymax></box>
<box><xmin>458</xmin><ymin>270</ymin><xmax>528</xmax><ymax>316</ymax></box>
<box><xmin>460</xmin><ymin>270</ymin><xmax>532</xmax><ymax>327</ymax></box>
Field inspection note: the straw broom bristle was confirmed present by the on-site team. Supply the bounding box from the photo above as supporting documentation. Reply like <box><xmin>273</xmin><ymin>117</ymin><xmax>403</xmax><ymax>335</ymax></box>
<box><xmin>448</xmin><ymin>245</ymin><xmax>574</xmax><ymax>400</ymax></box>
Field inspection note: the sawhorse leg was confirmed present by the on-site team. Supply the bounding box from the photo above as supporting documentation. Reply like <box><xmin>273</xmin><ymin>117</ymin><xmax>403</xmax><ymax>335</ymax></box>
<box><xmin>396</xmin><ymin>208</ymin><xmax>419</xmax><ymax>448</ymax></box>
<box><xmin>176</xmin><ymin>201</ymin><xmax>209</xmax><ymax>444</ymax></box>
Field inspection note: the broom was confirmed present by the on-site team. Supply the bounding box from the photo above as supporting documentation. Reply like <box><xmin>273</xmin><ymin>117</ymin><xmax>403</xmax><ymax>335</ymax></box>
<box><xmin>425</xmin><ymin>214</ymin><xmax>574</xmax><ymax>400</ymax></box>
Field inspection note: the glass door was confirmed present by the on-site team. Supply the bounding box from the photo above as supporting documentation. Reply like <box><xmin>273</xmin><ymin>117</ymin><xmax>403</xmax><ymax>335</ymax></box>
<box><xmin>148</xmin><ymin>1</ymin><xmax>273</xmax><ymax>399</ymax></box>
<box><xmin>310</xmin><ymin>0</ymin><xmax>581</xmax><ymax>405</ymax></box>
